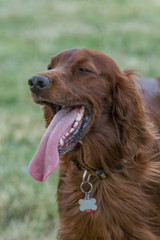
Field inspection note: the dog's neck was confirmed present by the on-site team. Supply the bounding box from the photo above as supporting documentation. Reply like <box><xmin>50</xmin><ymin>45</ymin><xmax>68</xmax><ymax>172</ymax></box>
<box><xmin>72</xmin><ymin>158</ymin><xmax>128</xmax><ymax>180</ymax></box>
<box><xmin>62</xmin><ymin>130</ymin><xmax>131</xmax><ymax>179</ymax></box>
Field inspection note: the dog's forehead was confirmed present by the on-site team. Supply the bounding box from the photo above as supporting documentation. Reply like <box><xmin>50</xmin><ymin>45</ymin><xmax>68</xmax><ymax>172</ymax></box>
<box><xmin>51</xmin><ymin>49</ymin><xmax>100</xmax><ymax>63</ymax></box>
<box><xmin>48</xmin><ymin>48</ymin><xmax>117</xmax><ymax>75</ymax></box>
<box><xmin>49</xmin><ymin>49</ymin><xmax>100</xmax><ymax>71</ymax></box>
<box><xmin>50</xmin><ymin>49</ymin><xmax>79</xmax><ymax>64</ymax></box>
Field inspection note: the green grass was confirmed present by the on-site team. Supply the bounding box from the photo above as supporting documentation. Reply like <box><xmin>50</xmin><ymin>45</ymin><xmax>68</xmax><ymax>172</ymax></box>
<box><xmin>0</xmin><ymin>0</ymin><xmax>160</xmax><ymax>239</ymax></box>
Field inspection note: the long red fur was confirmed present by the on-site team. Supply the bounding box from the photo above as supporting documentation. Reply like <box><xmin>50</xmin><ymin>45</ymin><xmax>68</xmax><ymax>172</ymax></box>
<box><xmin>30</xmin><ymin>49</ymin><xmax>160</xmax><ymax>240</ymax></box>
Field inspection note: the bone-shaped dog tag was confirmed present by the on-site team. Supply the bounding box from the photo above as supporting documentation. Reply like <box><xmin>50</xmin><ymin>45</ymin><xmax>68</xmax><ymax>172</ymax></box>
<box><xmin>79</xmin><ymin>196</ymin><xmax>97</xmax><ymax>213</ymax></box>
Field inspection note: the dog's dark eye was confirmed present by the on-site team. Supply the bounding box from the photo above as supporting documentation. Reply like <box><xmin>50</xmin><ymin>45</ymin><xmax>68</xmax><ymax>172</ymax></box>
<box><xmin>77</xmin><ymin>67</ymin><xmax>91</xmax><ymax>73</ymax></box>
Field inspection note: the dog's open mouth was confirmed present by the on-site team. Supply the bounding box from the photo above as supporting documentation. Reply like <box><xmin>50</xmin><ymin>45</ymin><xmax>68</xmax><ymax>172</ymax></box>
<box><xmin>28</xmin><ymin>101</ymin><xmax>91</xmax><ymax>182</ymax></box>
<box><xmin>58</xmin><ymin>105</ymin><xmax>91</xmax><ymax>153</ymax></box>
<box><xmin>42</xmin><ymin>102</ymin><xmax>91</xmax><ymax>153</ymax></box>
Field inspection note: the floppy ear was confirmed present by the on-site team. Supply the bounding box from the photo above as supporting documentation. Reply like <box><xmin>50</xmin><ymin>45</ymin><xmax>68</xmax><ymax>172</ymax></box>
<box><xmin>111</xmin><ymin>70</ymin><xmax>149</xmax><ymax>156</ymax></box>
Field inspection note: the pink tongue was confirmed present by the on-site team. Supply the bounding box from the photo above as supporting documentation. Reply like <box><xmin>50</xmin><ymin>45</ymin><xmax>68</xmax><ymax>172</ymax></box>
<box><xmin>28</xmin><ymin>107</ymin><xmax>79</xmax><ymax>182</ymax></box>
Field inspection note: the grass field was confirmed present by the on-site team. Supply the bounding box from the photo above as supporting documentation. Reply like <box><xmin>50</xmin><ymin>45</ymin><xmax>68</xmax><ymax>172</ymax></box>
<box><xmin>0</xmin><ymin>0</ymin><xmax>160</xmax><ymax>239</ymax></box>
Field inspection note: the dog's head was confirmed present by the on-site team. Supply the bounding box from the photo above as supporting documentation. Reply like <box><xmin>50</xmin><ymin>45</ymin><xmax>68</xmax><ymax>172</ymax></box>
<box><xmin>29</xmin><ymin>49</ymin><xmax>146</xmax><ymax>153</ymax></box>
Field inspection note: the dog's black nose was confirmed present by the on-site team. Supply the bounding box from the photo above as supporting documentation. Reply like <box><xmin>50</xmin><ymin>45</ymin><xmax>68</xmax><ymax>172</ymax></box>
<box><xmin>28</xmin><ymin>75</ymin><xmax>50</xmax><ymax>93</ymax></box>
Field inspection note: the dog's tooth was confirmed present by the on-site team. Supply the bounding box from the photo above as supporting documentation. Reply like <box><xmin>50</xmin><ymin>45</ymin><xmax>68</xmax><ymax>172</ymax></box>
<box><xmin>76</xmin><ymin>113</ymin><xmax>82</xmax><ymax>121</ymax></box>
<box><xmin>80</xmin><ymin>106</ymin><xmax>85</xmax><ymax>113</ymax></box>
<box><xmin>59</xmin><ymin>138</ymin><xmax>64</xmax><ymax>146</ymax></box>
<box><xmin>69</xmin><ymin>128</ymin><xmax>74</xmax><ymax>133</ymax></box>
<box><xmin>65</xmin><ymin>132</ymin><xmax>69</xmax><ymax>137</ymax></box>
<box><xmin>73</xmin><ymin>121</ymin><xmax>79</xmax><ymax>128</ymax></box>
<box><xmin>75</xmin><ymin>107</ymin><xmax>85</xmax><ymax>123</ymax></box>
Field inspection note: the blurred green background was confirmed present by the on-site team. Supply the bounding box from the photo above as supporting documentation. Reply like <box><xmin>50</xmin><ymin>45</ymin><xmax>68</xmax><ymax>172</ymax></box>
<box><xmin>0</xmin><ymin>0</ymin><xmax>160</xmax><ymax>239</ymax></box>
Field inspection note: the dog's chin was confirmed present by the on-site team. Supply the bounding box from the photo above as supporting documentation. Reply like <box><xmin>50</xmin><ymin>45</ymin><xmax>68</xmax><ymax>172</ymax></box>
<box><xmin>38</xmin><ymin>100</ymin><xmax>92</xmax><ymax>154</ymax></box>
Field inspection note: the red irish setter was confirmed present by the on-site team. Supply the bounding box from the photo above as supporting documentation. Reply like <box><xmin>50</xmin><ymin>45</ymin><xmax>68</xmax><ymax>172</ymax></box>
<box><xmin>28</xmin><ymin>49</ymin><xmax>160</xmax><ymax>240</ymax></box>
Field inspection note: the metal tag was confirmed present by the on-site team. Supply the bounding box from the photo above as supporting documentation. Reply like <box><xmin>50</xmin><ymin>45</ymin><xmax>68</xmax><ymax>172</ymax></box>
<box><xmin>79</xmin><ymin>196</ymin><xmax>97</xmax><ymax>213</ymax></box>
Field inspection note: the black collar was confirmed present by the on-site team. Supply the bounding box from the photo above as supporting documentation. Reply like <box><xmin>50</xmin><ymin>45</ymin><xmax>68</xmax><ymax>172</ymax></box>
<box><xmin>73</xmin><ymin>159</ymin><xmax>128</xmax><ymax>180</ymax></box>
